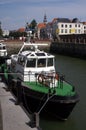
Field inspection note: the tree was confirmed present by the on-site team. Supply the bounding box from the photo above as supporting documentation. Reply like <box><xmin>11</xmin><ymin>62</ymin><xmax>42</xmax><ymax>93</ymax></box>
<box><xmin>0</xmin><ymin>28</ymin><xmax>3</xmax><ymax>37</ymax></box>
<box><xmin>9</xmin><ymin>31</ymin><xmax>27</xmax><ymax>39</ymax></box>
<box><xmin>29</xmin><ymin>19</ymin><xmax>37</xmax><ymax>34</ymax></box>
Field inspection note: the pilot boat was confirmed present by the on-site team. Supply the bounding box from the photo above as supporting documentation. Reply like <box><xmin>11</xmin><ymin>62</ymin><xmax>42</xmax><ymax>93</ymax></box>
<box><xmin>0</xmin><ymin>42</ymin><xmax>8</xmax><ymax>64</ymax></box>
<box><xmin>1</xmin><ymin>36</ymin><xmax>79</xmax><ymax>120</ymax></box>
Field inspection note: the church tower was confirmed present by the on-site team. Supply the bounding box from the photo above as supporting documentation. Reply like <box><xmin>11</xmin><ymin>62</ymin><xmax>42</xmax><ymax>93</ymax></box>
<box><xmin>43</xmin><ymin>13</ymin><xmax>47</xmax><ymax>24</ymax></box>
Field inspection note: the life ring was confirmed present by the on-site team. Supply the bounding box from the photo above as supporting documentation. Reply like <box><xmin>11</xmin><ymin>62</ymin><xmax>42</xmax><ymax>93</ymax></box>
<box><xmin>55</xmin><ymin>73</ymin><xmax>59</xmax><ymax>80</ymax></box>
<box><xmin>38</xmin><ymin>74</ymin><xmax>44</xmax><ymax>83</ymax></box>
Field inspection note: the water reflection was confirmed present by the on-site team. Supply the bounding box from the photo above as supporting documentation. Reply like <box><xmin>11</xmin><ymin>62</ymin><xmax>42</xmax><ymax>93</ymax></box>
<box><xmin>40</xmin><ymin>54</ymin><xmax>86</xmax><ymax>130</ymax></box>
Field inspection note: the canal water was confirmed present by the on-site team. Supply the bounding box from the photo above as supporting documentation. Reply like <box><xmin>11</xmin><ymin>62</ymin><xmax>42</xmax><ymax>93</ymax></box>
<box><xmin>40</xmin><ymin>54</ymin><xmax>86</xmax><ymax>130</ymax></box>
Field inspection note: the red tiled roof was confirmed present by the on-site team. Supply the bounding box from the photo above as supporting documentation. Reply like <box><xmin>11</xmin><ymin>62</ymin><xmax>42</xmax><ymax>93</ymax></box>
<box><xmin>52</xmin><ymin>18</ymin><xmax>58</xmax><ymax>23</ymax></box>
<box><xmin>37</xmin><ymin>23</ymin><xmax>46</xmax><ymax>29</ymax></box>
<box><xmin>17</xmin><ymin>28</ymin><xmax>25</xmax><ymax>32</ymax></box>
<box><xmin>82</xmin><ymin>22</ymin><xmax>86</xmax><ymax>25</ymax></box>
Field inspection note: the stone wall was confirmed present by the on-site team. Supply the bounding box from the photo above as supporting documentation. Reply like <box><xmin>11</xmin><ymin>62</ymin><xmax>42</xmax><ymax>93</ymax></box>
<box><xmin>50</xmin><ymin>42</ymin><xmax>86</xmax><ymax>58</ymax></box>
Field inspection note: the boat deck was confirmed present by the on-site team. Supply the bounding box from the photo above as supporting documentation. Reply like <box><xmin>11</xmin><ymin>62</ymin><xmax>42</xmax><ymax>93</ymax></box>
<box><xmin>1</xmin><ymin>64</ymin><xmax>75</xmax><ymax>97</ymax></box>
<box><xmin>24</xmin><ymin>81</ymin><xmax>75</xmax><ymax>96</ymax></box>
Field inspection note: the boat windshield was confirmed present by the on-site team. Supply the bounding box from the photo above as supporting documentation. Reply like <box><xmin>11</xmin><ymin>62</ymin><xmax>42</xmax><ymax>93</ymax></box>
<box><xmin>26</xmin><ymin>58</ymin><xmax>36</xmax><ymax>67</ymax></box>
<box><xmin>18</xmin><ymin>56</ymin><xmax>26</xmax><ymax>66</ymax></box>
<box><xmin>37</xmin><ymin>58</ymin><xmax>46</xmax><ymax>67</ymax></box>
<box><xmin>26</xmin><ymin>58</ymin><xmax>54</xmax><ymax>68</ymax></box>
<box><xmin>47</xmin><ymin>58</ymin><xmax>54</xmax><ymax>66</ymax></box>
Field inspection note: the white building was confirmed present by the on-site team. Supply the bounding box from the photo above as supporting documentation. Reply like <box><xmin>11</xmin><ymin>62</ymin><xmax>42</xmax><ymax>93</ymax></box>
<box><xmin>57</xmin><ymin>22</ymin><xmax>84</xmax><ymax>35</ymax></box>
<box><xmin>52</xmin><ymin>18</ymin><xmax>84</xmax><ymax>36</ymax></box>
<box><xmin>83</xmin><ymin>22</ymin><xmax>86</xmax><ymax>34</ymax></box>
<box><xmin>3</xmin><ymin>30</ymin><xmax>9</xmax><ymax>36</ymax></box>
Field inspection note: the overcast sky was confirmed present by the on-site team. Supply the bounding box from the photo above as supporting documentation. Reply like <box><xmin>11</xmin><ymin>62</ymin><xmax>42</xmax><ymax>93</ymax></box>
<box><xmin>0</xmin><ymin>0</ymin><xmax>86</xmax><ymax>30</ymax></box>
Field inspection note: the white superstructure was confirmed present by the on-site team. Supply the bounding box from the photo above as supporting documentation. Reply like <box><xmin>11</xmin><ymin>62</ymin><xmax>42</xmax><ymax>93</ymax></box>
<box><xmin>7</xmin><ymin>42</ymin><xmax>55</xmax><ymax>82</ymax></box>
<box><xmin>0</xmin><ymin>43</ymin><xmax>7</xmax><ymax>57</ymax></box>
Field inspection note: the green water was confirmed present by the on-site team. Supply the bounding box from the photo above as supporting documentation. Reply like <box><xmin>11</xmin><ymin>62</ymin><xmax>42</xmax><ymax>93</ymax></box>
<box><xmin>40</xmin><ymin>54</ymin><xmax>86</xmax><ymax>130</ymax></box>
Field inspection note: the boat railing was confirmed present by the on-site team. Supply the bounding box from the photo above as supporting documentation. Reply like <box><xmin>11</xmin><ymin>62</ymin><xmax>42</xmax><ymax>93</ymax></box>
<box><xmin>0</xmin><ymin>63</ymin><xmax>74</xmax><ymax>90</ymax></box>
<box><xmin>22</xmin><ymin>71</ymin><xmax>66</xmax><ymax>88</ymax></box>
<box><xmin>22</xmin><ymin>71</ymin><xmax>75</xmax><ymax>91</ymax></box>
<box><xmin>0</xmin><ymin>67</ymin><xmax>75</xmax><ymax>92</ymax></box>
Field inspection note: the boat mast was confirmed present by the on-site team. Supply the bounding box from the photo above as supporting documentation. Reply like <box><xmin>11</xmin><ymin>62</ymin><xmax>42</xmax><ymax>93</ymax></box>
<box><xmin>26</xmin><ymin>30</ymin><xmax>32</xmax><ymax>43</ymax></box>
<box><xmin>18</xmin><ymin>29</ymin><xmax>32</xmax><ymax>55</ymax></box>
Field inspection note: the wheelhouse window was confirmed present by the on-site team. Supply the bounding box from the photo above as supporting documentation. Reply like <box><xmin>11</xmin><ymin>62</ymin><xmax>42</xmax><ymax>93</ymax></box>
<box><xmin>26</xmin><ymin>58</ymin><xmax>36</xmax><ymax>67</ymax></box>
<box><xmin>18</xmin><ymin>57</ymin><xmax>25</xmax><ymax>66</ymax></box>
<box><xmin>47</xmin><ymin>58</ymin><xmax>54</xmax><ymax>66</ymax></box>
<box><xmin>3</xmin><ymin>46</ymin><xmax>6</xmax><ymax>49</ymax></box>
<box><xmin>0</xmin><ymin>46</ymin><xmax>6</xmax><ymax>50</ymax></box>
<box><xmin>37</xmin><ymin>59</ymin><xmax>46</xmax><ymax>67</ymax></box>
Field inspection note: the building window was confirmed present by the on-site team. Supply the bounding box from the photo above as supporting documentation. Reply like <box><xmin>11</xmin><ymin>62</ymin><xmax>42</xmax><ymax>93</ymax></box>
<box><xmin>84</xmin><ymin>26</ymin><xmax>86</xmax><ymax>29</ymax></box>
<box><xmin>61</xmin><ymin>29</ymin><xmax>64</xmax><ymax>33</ymax></box>
<box><xmin>75</xmin><ymin>29</ymin><xmax>77</xmax><ymax>33</ymax></box>
<box><xmin>78</xmin><ymin>29</ymin><xmax>80</xmax><ymax>33</ymax></box>
<box><xmin>61</xmin><ymin>24</ymin><xmax>64</xmax><ymax>27</ymax></box>
<box><xmin>65</xmin><ymin>29</ymin><xmax>67</xmax><ymax>33</ymax></box>
<box><xmin>78</xmin><ymin>24</ymin><xmax>80</xmax><ymax>28</ymax></box>
<box><xmin>69</xmin><ymin>25</ymin><xmax>72</xmax><ymax>28</ymax></box>
<box><xmin>75</xmin><ymin>24</ymin><xmax>77</xmax><ymax>27</ymax></box>
<box><xmin>65</xmin><ymin>24</ymin><xmax>67</xmax><ymax>28</ymax></box>
<box><xmin>84</xmin><ymin>30</ymin><xmax>86</xmax><ymax>34</ymax></box>
<box><xmin>69</xmin><ymin>29</ymin><xmax>71</xmax><ymax>33</ymax></box>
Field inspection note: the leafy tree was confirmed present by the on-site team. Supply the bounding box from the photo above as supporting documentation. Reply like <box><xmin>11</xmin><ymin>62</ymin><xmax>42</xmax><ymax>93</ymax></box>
<box><xmin>29</xmin><ymin>19</ymin><xmax>37</xmax><ymax>34</ymax></box>
<box><xmin>0</xmin><ymin>28</ymin><xmax>3</xmax><ymax>37</ymax></box>
<box><xmin>9</xmin><ymin>31</ymin><xmax>27</xmax><ymax>39</ymax></box>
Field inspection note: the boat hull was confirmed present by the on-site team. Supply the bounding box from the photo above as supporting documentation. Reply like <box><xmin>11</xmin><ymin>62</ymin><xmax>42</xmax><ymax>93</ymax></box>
<box><xmin>21</xmin><ymin>85</ymin><xmax>79</xmax><ymax>120</ymax></box>
<box><xmin>7</xmin><ymin>79</ymin><xmax>79</xmax><ymax>120</ymax></box>
<box><xmin>2</xmin><ymin>72</ymin><xmax>79</xmax><ymax>120</ymax></box>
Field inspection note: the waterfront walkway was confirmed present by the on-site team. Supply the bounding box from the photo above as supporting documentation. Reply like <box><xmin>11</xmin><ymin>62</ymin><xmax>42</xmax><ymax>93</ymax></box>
<box><xmin>0</xmin><ymin>82</ymin><xmax>37</xmax><ymax>130</ymax></box>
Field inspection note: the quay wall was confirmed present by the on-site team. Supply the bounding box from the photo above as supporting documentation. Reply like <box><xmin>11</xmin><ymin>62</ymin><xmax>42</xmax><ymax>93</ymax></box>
<box><xmin>50</xmin><ymin>33</ymin><xmax>86</xmax><ymax>58</ymax></box>
<box><xmin>59</xmin><ymin>34</ymin><xmax>86</xmax><ymax>44</ymax></box>
<box><xmin>50</xmin><ymin>42</ymin><xmax>86</xmax><ymax>58</ymax></box>
<box><xmin>4</xmin><ymin>38</ymin><xmax>86</xmax><ymax>59</ymax></box>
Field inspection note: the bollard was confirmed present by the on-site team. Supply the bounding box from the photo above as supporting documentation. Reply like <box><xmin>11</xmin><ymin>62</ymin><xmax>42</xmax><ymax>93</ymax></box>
<box><xmin>1</xmin><ymin>65</ymin><xmax>4</xmax><ymax>81</ymax></box>
<box><xmin>35</xmin><ymin>113</ymin><xmax>40</xmax><ymax>129</ymax></box>
<box><xmin>29</xmin><ymin>113</ymin><xmax>42</xmax><ymax>130</ymax></box>
<box><xmin>15</xmin><ymin>80</ymin><xmax>22</xmax><ymax>105</ymax></box>
<box><xmin>6</xmin><ymin>73</ymin><xmax>12</xmax><ymax>91</ymax></box>
<box><xmin>29</xmin><ymin>113</ymin><xmax>36</xmax><ymax>128</ymax></box>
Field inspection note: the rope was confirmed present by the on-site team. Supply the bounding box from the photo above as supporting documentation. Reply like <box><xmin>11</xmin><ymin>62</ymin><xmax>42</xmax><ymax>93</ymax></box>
<box><xmin>36</xmin><ymin>93</ymin><xmax>47</xmax><ymax>112</ymax></box>
<box><xmin>37</xmin><ymin>92</ymin><xmax>56</xmax><ymax>114</ymax></box>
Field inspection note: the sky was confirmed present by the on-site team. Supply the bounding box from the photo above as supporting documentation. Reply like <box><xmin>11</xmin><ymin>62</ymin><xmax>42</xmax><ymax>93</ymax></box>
<box><xmin>0</xmin><ymin>0</ymin><xmax>86</xmax><ymax>30</ymax></box>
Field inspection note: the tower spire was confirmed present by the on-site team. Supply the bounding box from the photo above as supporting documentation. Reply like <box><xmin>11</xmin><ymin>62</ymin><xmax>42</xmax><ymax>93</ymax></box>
<box><xmin>43</xmin><ymin>13</ymin><xmax>47</xmax><ymax>24</ymax></box>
